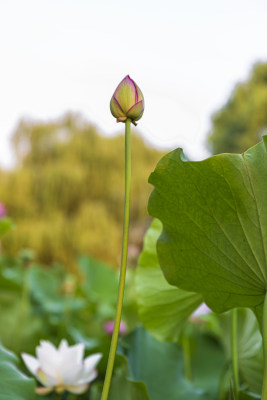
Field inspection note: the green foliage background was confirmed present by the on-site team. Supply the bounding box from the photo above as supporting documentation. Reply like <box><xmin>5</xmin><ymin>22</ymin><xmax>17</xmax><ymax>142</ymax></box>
<box><xmin>1</xmin><ymin>61</ymin><xmax>267</xmax><ymax>400</ymax></box>
<box><xmin>0</xmin><ymin>113</ymin><xmax>164</xmax><ymax>270</ymax></box>
<box><xmin>208</xmin><ymin>62</ymin><xmax>267</xmax><ymax>154</ymax></box>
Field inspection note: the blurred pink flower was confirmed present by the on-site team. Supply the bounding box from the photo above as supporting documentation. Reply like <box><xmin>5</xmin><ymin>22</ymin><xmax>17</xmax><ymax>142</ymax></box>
<box><xmin>104</xmin><ymin>320</ymin><xmax>127</xmax><ymax>336</ymax></box>
<box><xmin>0</xmin><ymin>203</ymin><xmax>7</xmax><ymax>218</ymax></box>
<box><xmin>192</xmin><ymin>302</ymin><xmax>211</xmax><ymax>318</ymax></box>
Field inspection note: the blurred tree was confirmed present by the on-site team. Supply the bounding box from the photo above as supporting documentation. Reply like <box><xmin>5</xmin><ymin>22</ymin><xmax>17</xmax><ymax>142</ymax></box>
<box><xmin>0</xmin><ymin>113</ymin><xmax>164</xmax><ymax>270</ymax></box>
<box><xmin>208</xmin><ymin>62</ymin><xmax>267</xmax><ymax>154</ymax></box>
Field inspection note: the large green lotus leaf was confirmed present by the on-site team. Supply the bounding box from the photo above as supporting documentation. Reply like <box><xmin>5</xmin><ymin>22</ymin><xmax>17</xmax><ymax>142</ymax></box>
<box><xmin>27</xmin><ymin>266</ymin><xmax>85</xmax><ymax>315</ymax></box>
<box><xmin>0</xmin><ymin>342</ymin><xmax>36</xmax><ymax>400</ymax></box>
<box><xmin>148</xmin><ymin>137</ymin><xmax>267</xmax><ymax>324</ymax></box>
<box><xmin>108</xmin><ymin>354</ymin><xmax>151</xmax><ymax>400</ymax></box>
<box><xmin>78</xmin><ymin>255</ymin><xmax>119</xmax><ymax>304</ymax></box>
<box><xmin>189</xmin><ymin>332</ymin><xmax>226</xmax><ymax>398</ymax></box>
<box><xmin>90</xmin><ymin>354</ymin><xmax>150</xmax><ymax>400</ymax></box>
<box><xmin>219</xmin><ymin>308</ymin><xmax>263</xmax><ymax>394</ymax></box>
<box><xmin>136</xmin><ymin>219</ymin><xmax>202</xmax><ymax>341</ymax></box>
<box><xmin>122</xmin><ymin>327</ymin><xmax>213</xmax><ymax>400</ymax></box>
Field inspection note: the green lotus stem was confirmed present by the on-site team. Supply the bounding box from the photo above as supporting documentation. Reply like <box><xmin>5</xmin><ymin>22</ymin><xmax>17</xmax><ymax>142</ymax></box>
<box><xmin>231</xmin><ymin>308</ymin><xmax>239</xmax><ymax>399</ymax></box>
<box><xmin>261</xmin><ymin>294</ymin><xmax>267</xmax><ymax>399</ymax></box>
<box><xmin>101</xmin><ymin>118</ymin><xmax>132</xmax><ymax>400</ymax></box>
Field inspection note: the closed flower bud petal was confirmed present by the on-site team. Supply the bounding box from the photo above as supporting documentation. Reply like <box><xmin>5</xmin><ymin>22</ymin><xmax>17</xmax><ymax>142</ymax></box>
<box><xmin>110</xmin><ymin>96</ymin><xmax>126</xmax><ymax>119</ymax></box>
<box><xmin>114</xmin><ymin>75</ymin><xmax>137</xmax><ymax>113</ymax></box>
<box><xmin>110</xmin><ymin>75</ymin><xmax>144</xmax><ymax>124</ymax></box>
<box><xmin>127</xmin><ymin>100</ymin><xmax>144</xmax><ymax>121</ymax></box>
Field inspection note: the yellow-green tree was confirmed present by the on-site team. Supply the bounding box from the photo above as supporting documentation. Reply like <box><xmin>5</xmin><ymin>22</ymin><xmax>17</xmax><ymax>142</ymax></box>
<box><xmin>208</xmin><ymin>62</ymin><xmax>267</xmax><ymax>154</ymax></box>
<box><xmin>0</xmin><ymin>113</ymin><xmax>164</xmax><ymax>270</ymax></box>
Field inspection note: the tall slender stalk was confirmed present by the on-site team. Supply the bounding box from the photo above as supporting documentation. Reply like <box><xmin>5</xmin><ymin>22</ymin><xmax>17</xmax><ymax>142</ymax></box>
<box><xmin>261</xmin><ymin>294</ymin><xmax>267</xmax><ymax>399</ymax></box>
<box><xmin>100</xmin><ymin>118</ymin><xmax>132</xmax><ymax>400</ymax></box>
<box><xmin>231</xmin><ymin>308</ymin><xmax>239</xmax><ymax>400</ymax></box>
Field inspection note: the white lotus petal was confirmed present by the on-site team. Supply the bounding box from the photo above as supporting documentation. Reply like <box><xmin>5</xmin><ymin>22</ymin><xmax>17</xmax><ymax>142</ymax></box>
<box><xmin>21</xmin><ymin>353</ymin><xmax>40</xmax><ymax>376</ymax></box>
<box><xmin>66</xmin><ymin>383</ymin><xmax>89</xmax><ymax>394</ymax></box>
<box><xmin>36</xmin><ymin>368</ymin><xmax>58</xmax><ymax>387</ymax></box>
<box><xmin>77</xmin><ymin>353</ymin><xmax>102</xmax><ymax>384</ymax></box>
<box><xmin>84</xmin><ymin>353</ymin><xmax>102</xmax><ymax>373</ymax></box>
<box><xmin>59</xmin><ymin>362</ymin><xmax>84</xmax><ymax>385</ymax></box>
<box><xmin>35</xmin><ymin>387</ymin><xmax>54</xmax><ymax>395</ymax></box>
<box><xmin>37</xmin><ymin>341</ymin><xmax>58</xmax><ymax>363</ymax></box>
<box><xmin>37</xmin><ymin>343</ymin><xmax>59</xmax><ymax>377</ymax></box>
<box><xmin>39</xmin><ymin>340</ymin><xmax>57</xmax><ymax>354</ymax></box>
<box><xmin>78</xmin><ymin>368</ymin><xmax>97</xmax><ymax>385</ymax></box>
<box><xmin>58</xmin><ymin>339</ymin><xmax>69</xmax><ymax>353</ymax></box>
<box><xmin>59</xmin><ymin>343</ymin><xmax>84</xmax><ymax>367</ymax></box>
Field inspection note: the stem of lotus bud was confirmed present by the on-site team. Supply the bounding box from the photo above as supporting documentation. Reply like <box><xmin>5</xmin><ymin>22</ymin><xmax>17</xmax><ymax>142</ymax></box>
<box><xmin>101</xmin><ymin>118</ymin><xmax>132</xmax><ymax>400</ymax></box>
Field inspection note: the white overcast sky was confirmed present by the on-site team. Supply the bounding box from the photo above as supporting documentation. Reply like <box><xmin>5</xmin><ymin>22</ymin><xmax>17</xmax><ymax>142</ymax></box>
<box><xmin>0</xmin><ymin>0</ymin><xmax>267</xmax><ymax>167</ymax></box>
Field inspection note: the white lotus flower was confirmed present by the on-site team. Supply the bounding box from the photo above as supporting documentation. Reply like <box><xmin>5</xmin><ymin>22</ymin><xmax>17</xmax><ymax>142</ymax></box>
<box><xmin>21</xmin><ymin>339</ymin><xmax>102</xmax><ymax>395</ymax></box>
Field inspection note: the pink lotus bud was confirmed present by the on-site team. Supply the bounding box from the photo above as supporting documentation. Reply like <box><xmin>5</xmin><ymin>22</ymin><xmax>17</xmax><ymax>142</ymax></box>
<box><xmin>110</xmin><ymin>75</ymin><xmax>144</xmax><ymax>125</ymax></box>
<box><xmin>104</xmin><ymin>320</ymin><xmax>128</xmax><ymax>336</ymax></box>
<box><xmin>0</xmin><ymin>203</ymin><xmax>7</xmax><ymax>218</ymax></box>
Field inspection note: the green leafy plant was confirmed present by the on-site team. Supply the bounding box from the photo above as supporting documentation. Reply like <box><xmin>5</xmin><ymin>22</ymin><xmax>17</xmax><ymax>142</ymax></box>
<box><xmin>136</xmin><ymin>219</ymin><xmax>229</xmax><ymax>399</ymax></box>
<box><xmin>0</xmin><ymin>342</ymin><xmax>36</xmax><ymax>400</ymax></box>
<box><xmin>148</xmin><ymin>136</ymin><xmax>267</xmax><ymax>398</ymax></box>
<box><xmin>219</xmin><ymin>308</ymin><xmax>263</xmax><ymax>394</ymax></box>
<box><xmin>2</xmin><ymin>76</ymin><xmax>267</xmax><ymax>400</ymax></box>
<box><xmin>136</xmin><ymin>218</ymin><xmax>202</xmax><ymax>342</ymax></box>
<box><xmin>120</xmin><ymin>326</ymin><xmax>226</xmax><ymax>400</ymax></box>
